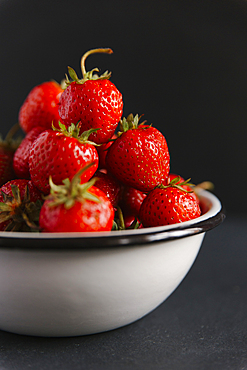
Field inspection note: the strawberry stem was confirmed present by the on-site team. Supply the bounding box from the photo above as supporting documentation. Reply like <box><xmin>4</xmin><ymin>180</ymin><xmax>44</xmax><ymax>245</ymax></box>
<box><xmin>80</xmin><ymin>48</ymin><xmax>113</xmax><ymax>78</ymax></box>
<box><xmin>117</xmin><ymin>206</ymin><xmax>125</xmax><ymax>230</ymax></box>
<box><xmin>118</xmin><ymin>114</ymin><xmax>147</xmax><ymax>135</ymax></box>
<box><xmin>159</xmin><ymin>177</ymin><xmax>195</xmax><ymax>193</ymax></box>
<box><xmin>5</xmin><ymin>122</ymin><xmax>20</xmax><ymax>141</ymax></box>
<box><xmin>194</xmin><ymin>181</ymin><xmax>214</xmax><ymax>192</ymax></box>
<box><xmin>0</xmin><ymin>123</ymin><xmax>22</xmax><ymax>150</ymax></box>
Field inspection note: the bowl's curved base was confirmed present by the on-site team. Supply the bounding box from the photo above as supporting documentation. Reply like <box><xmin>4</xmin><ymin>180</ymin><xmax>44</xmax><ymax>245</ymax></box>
<box><xmin>0</xmin><ymin>233</ymin><xmax>205</xmax><ymax>337</ymax></box>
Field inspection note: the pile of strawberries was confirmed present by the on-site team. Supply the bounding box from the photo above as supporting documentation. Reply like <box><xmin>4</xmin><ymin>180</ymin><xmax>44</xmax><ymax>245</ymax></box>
<box><xmin>0</xmin><ymin>48</ymin><xmax>202</xmax><ymax>233</ymax></box>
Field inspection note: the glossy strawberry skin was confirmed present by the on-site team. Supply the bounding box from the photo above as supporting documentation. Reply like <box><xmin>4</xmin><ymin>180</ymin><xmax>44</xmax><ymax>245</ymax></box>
<box><xmin>19</xmin><ymin>81</ymin><xmax>63</xmax><ymax>133</ymax></box>
<box><xmin>0</xmin><ymin>179</ymin><xmax>43</xmax><ymax>231</ymax></box>
<box><xmin>167</xmin><ymin>173</ymin><xmax>199</xmax><ymax>203</ymax></box>
<box><xmin>122</xmin><ymin>214</ymin><xmax>143</xmax><ymax>229</ymax></box>
<box><xmin>93</xmin><ymin>170</ymin><xmax>122</xmax><ymax>208</ymax></box>
<box><xmin>0</xmin><ymin>179</ymin><xmax>42</xmax><ymax>202</ymax></box>
<box><xmin>106</xmin><ymin>126</ymin><xmax>170</xmax><ymax>192</ymax></box>
<box><xmin>58</xmin><ymin>80</ymin><xmax>123</xmax><ymax>144</ymax></box>
<box><xmin>96</xmin><ymin>134</ymin><xmax>116</xmax><ymax>169</ymax></box>
<box><xmin>29</xmin><ymin>130</ymin><xmax>99</xmax><ymax>194</ymax></box>
<box><xmin>39</xmin><ymin>186</ymin><xmax>114</xmax><ymax>232</ymax></box>
<box><xmin>139</xmin><ymin>187</ymin><xmax>201</xmax><ymax>227</ymax></box>
<box><xmin>13</xmin><ymin>126</ymin><xmax>44</xmax><ymax>179</ymax></box>
<box><xmin>119</xmin><ymin>186</ymin><xmax>147</xmax><ymax>217</ymax></box>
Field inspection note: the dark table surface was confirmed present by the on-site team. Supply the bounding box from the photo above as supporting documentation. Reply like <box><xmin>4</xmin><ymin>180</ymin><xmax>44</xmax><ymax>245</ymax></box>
<box><xmin>0</xmin><ymin>214</ymin><xmax>246</xmax><ymax>370</ymax></box>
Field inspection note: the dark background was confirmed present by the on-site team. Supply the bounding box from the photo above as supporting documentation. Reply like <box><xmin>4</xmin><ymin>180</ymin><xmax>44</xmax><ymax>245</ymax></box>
<box><xmin>0</xmin><ymin>0</ymin><xmax>246</xmax><ymax>214</ymax></box>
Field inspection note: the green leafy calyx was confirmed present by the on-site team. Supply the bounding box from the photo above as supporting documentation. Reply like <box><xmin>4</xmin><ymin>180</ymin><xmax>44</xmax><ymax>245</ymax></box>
<box><xmin>159</xmin><ymin>176</ymin><xmax>195</xmax><ymax>193</ymax></box>
<box><xmin>47</xmin><ymin>163</ymin><xmax>100</xmax><ymax>210</ymax></box>
<box><xmin>0</xmin><ymin>184</ymin><xmax>42</xmax><ymax>232</ymax></box>
<box><xmin>112</xmin><ymin>206</ymin><xmax>140</xmax><ymax>230</ymax></box>
<box><xmin>118</xmin><ymin>114</ymin><xmax>148</xmax><ymax>135</ymax></box>
<box><xmin>64</xmin><ymin>48</ymin><xmax>113</xmax><ymax>86</ymax></box>
<box><xmin>53</xmin><ymin>121</ymin><xmax>99</xmax><ymax>146</ymax></box>
<box><xmin>0</xmin><ymin>123</ymin><xmax>22</xmax><ymax>151</ymax></box>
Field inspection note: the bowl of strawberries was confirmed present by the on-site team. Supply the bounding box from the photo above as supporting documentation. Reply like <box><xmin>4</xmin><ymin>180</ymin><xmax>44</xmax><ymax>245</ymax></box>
<box><xmin>0</xmin><ymin>48</ymin><xmax>225</xmax><ymax>337</ymax></box>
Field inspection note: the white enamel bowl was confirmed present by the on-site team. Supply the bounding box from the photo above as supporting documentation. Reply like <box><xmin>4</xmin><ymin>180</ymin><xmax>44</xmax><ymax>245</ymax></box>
<box><xmin>0</xmin><ymin>190</ymin><xmax>224</xmax><ymax>337</ymax></box>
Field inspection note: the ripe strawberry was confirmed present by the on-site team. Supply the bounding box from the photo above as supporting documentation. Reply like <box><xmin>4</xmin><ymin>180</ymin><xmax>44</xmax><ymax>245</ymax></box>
<box><xmin>0</xmin><ymin>123</ymin><xmax>22</xmax><ymax>186</ymax></box>
<box><xmin>13</xmin><ymin>126</ymin><xmax>44</xmax><ymax>179</ymax></box>
<box><xmin>119</xmin><ymin>186</ymin><xmax>147</xmax><ymax>217</ymax></box>
<box><xmin>29</xmin><ymin>122</ymin><xmax>99</xmax><ymax>194</ymax></box>
<box><xmin>0</xmin><ymin>179</ymin><xmax>43</xmax><ymax>231</ymax></box>
<box><xmin>96</xmin><ymin>134</ymin><xmax>116</xmax><ymax>169</ymax></box>
<box><xmin>123</xmin><ymin>215</ymin><xmax>142</xmax><ymax>229</ymax></box>
<box><xmin>167</xmin><ymin>173</ymin><xmax>199</xmax><ymax>203</ymax></box>
<box><xmin>39</xmin><ymin>166</ymin><xmax>114</xmax><ymax>232</ymax></box>
<box><xmin>19</xmin><ymin>81</ymin><xmax>63</xmax><ymax>133</ymax></box>
<box><xmin>93</xmin><ymin>170</ymin><xmax>122</xmax><ymax>208</ymax></box>
<box><xmin>139</xmin><ymin>178</ymin><xmax>201</xmax><ymax>227</ymax></box>
<box><xmin>106</xmin><ymin>114</ymin><xmax>170</xmax><ymax>192</ymax></box>
<box><xmin>58</xmin><ymin>48</ymin><xmax>123</xmax><ymax>144</ymax></box>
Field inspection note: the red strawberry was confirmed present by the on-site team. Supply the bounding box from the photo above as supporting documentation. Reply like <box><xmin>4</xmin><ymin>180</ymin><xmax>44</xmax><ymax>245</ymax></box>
<box><xmin>39</xmin><ymin>166</ymin><xmax>114</xmax><ymax>232</ymax></box>
<box><xmin>106</xmin><ymin>114</ymin><xmax>170</xmax><ymax>192</ymax></box>
<box><xmin>29</xmin><ymin>122</ymin><xmax>99</xmax><ymax>194</ymax></box>
<box><xmin>168</xmin><ymin>173</ymin><xmax>199</xmax><ymax>203</ymax></box>
<box><xmin>167</xmin><ymin>174</ymin><xmax>215</xmax><ymax>205</ymax></box>
<box><xmin>93</xmin><ymin>170</ymin><xmax>122</xmax><ymax>208</ymax></box>
<box><xmin>58</xmin><ymin>48</ymin><xmax>123</xmax><ymax>144</ymax></box>
<box><xmin>139</xmin><ymin>178</ymin><xmax>201</xmax><ymax>227</ymax></box>
<box><xmin>19</xmin><ymin>81</ymin><xmax>63</xmax><ymax>133</ymax></box>
<box><xmin>13</xmin><ymin>126</ymin><xmax>44</xmax><ymax>179</ymax></box>
<box><xmin>96</xmin><ymin>134</ymin><xmax>116</xmax><ymax>169</ymax></box>
<box><xmin>0</xmin><ymin>179</ymin><xmax>43</xmax><ymax>231</ymax></box>
<box><xmin>123</xmin><ymin>214</ymin><xmax>139</xmax><ymax>229</ymax></box>
<box><xmin>119</xmin><ymin>186</ymin><xmax>147</xmax><ymax>217</ymax></box>
<box><xmin>0</xmin><ymin>123</ymin><xmax>22</xmax><ymax>186</ymax></box>
<box><xmin>124</xmin><ymin>215</ymin><xmax>143</xmax><ymax>229</ymax></box>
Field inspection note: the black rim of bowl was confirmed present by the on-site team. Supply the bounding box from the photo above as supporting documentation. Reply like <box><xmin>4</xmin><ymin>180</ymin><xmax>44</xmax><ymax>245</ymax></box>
<box><xmin>0</xmin><ymin>191</ymin><xmax>226</xmax><ymax>250</ymax></box>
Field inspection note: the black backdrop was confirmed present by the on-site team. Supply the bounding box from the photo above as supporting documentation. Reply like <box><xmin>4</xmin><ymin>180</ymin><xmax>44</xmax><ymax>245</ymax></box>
<box><xmin>0</xmin><ymin>0</ymin><xmax>246</xmax><ymax>214</ymax></box>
